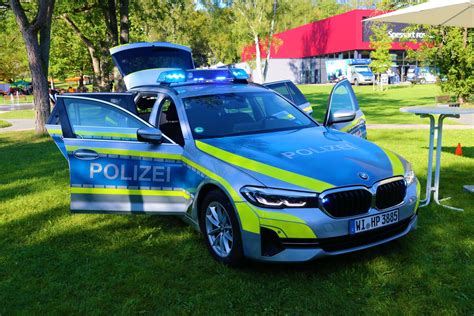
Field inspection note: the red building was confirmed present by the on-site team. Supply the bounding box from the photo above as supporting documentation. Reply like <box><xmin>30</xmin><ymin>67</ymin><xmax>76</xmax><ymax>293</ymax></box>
<box><xmin>240</xmin><ymin>9</ymin><xmax>423</xmax><ymax>84</ymax></box>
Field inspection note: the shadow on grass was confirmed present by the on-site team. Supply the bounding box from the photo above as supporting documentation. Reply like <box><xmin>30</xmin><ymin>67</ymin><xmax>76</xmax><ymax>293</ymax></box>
<box><xmin>440</xmin><ymin>146</ymin><xmax>473</xmax><ymax>159</ymax></box>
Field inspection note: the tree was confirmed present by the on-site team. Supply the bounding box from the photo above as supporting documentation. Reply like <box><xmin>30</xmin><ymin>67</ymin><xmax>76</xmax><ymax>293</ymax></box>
<box><xmin>8</xmin><ymin>0</ymin><xmax>55</xmax><ymax>134</ymax></box>
<box><xmin>136</xmin><ymin>0</ymin><xmax>214</xmax><ymax>67</ymax></box>
<box><xmin>369</xmin><ymin>23</ymin><xmax>392</xmax><ymax>91</ymax></box>
<box><xmin>58</xmin><ymin>0</ymin><xmax>130</xmax><ymax>91</ymax></box>
<box><xmin>233</xmin><ymin>0</ymin><xmax>284</xmax><ymax>83</ymax></box>
<box><xmin>407</xmin><ymin>26</ymin><xmax>473</xmax><ymax>104</ymax></box>
<box><xmin>49</xmin><ymin>17</ymin><xmax>91</xmax><ymax>86</ymax></box>
<box><xmin>0</xmin><ymin>10</ymin><xmax>29</xmax><ymax>81</ymax></box>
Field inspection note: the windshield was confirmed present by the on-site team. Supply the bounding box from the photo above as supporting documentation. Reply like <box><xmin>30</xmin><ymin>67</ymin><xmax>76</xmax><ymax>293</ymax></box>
<box><xmin>183</xmin><ymin>92</ymin><xmax>316</xmax><ymax>139</ymax></box>
<box><xmin>354</xmin><ymin>66</ymin><xmax>371</xmax><ymax>73</ymax></box>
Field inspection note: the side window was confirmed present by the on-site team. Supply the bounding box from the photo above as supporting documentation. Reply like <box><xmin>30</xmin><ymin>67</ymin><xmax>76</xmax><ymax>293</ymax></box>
<box><xmin>64</xmin><ymin>98</ymin><xmax>147</xmax><ymax>140</ymax></box>
<box><xmin>286</xmin><ymin>82</ymin><xmax>308</xmax><ymax>106</ymax></box>
<box><xmin>135</xmin><ymin>93</ymin><xmax>157</xmax><ymax>121</ymax></box>
<box><xmin>329</xmin><ymin>81</ymin><xmax>357</xmax><ymax>113</ymax></box>
<box><xmin>157</xmin><ymin>98</ymin><xmax>184</xmax><ymax>146</ymax></box>
<box><xmin>266</xmin><ymin>82</ymin><xmax>292</xmax><ymax>101</ymax></box>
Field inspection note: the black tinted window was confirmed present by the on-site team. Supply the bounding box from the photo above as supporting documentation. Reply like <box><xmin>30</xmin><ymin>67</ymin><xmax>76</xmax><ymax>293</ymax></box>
<box><xmin>265</xmin><ymin>82</ymin><xmax>292</xmax><ymax>100</ymax></box>
<box><xmin>113</xmin><ymin>47</ymin><xmax>194</xmax><ymax>75</ymax></box>
<box><xmin>286</xmin><ymin>82</ymin><xmax>308</xmax><ymax>105</ymax></box>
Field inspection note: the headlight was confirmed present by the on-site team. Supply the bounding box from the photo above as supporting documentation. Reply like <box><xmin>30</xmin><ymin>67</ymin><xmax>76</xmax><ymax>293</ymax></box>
<box><xmin>240</xmin><ymin>186</ymin><xmax>318</xmax><ymax>209</ymax></box>
<box><xmin>404</xmin><ymin>163</ymin><xmax>416</xmax><ymax>185</ymax></box>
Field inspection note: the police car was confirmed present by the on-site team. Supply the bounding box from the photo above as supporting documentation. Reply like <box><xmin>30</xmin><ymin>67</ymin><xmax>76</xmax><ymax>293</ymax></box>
<box><xmin>46</xmin><ymin>42</ymin><xmax>420</xmax><ymax>265</ymax></box>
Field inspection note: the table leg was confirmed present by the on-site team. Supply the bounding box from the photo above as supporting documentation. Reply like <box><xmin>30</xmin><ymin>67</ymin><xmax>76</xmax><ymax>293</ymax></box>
<box><xmin>433</xmin><ymin>114</ymin><xmax>463</xmax><ymax>211</ymax></box>
<box><xmin>420</xmin><ymin>115</ymin><xmax>435</xmax><ymax>207</ymax></box>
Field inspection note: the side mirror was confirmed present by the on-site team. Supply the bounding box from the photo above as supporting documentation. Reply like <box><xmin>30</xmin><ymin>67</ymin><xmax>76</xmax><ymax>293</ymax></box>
<box><xmin>137</xmin><ymin>127</ymin><xmax>163</xmax><ymax>144</ymax></box>
<box><xmin>327</xmin><ymin>110</ymin><xmax>356</xmax><ymax>126</ymax></box>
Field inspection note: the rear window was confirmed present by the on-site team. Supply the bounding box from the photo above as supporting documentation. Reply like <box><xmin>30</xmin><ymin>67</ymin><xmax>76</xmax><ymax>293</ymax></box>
<box><xmin>113</xmin><ymin>47</ymin><xmax>194</xmax><ymax>76</ymax></box>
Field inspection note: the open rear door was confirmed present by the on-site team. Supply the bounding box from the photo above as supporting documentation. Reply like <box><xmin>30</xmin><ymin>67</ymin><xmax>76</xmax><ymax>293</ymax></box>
<box><xmin>323</xmin><ymin>79</ymin><xmax>367</xmax><ymax>138</ymax></box>
<box><xmin>110</xmin><ymin>42</ymin><xmax>194</xmax><ymax>89</ymax></box>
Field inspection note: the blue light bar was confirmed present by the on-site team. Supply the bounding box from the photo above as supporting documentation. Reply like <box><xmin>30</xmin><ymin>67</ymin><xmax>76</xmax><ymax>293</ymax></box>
<box><xmin>157</xmin><ymin>70</ymin><xmax>187</xmax><ymax>83</ymax></box>
<box><xmin>229</xmin><ymin>68</ymin><xmax>249</xmax><ymax>80</ymax></box>
<box><xmin>157</xmin><ymin>68</ymin><xmax>249</xmax><ymax>84</ymax></box>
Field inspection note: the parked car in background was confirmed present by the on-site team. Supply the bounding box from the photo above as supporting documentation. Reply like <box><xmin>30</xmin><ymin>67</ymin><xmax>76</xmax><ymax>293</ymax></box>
<box><xmin>406</xmin><ymin>67</ymin><xmax>437</xmax><ymax>84</ymax></box>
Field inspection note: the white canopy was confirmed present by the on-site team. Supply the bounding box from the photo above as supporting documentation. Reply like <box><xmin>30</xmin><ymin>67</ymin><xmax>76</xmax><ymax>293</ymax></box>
<box><xmin>365</xmin><ymin>0</ymin><xmax>474</xmax><ymax>28</ymax></box>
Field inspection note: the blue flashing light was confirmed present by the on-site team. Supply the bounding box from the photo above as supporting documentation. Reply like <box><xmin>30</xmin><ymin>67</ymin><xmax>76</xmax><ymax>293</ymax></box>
<box><xmin>157</xmin><ymin>70</ymin><xmax>187</xmax><ymax>83</ymax></box>
<box><xmin>158</xmin><ymin>68</ymin><xmax>249</xmax><ymax>84</ymax></box>
<box><xmin>229</xmin><ymin>68</ymin><xmax>249</xmax><ymax>80</ymax></box>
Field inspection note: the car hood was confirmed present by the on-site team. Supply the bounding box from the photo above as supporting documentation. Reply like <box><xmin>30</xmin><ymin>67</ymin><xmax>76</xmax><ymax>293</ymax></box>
<box><xmin>196</xmin><ymin>127</ymin><xmax>405</xmax><ymax>192</ymax></box>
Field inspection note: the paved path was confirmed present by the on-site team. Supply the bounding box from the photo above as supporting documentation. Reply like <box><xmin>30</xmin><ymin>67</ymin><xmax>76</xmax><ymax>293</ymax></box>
<box><xmin>0</xmin><ymin>103</ymin><xmax>34</xmax><ymax>111</ymax></box>
<box><xmin>0</xmin><ymin>119</ymin><xmax>35</xmax><ymax>132</ymax></box>
<box><xmin>367</xmin><ymin>124</ymin><xmax>474</xmax><ymax>130</ymax></box>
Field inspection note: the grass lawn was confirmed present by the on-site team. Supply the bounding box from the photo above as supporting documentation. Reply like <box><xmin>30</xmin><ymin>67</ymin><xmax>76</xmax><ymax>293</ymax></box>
<box><xmin>0</xmin><ymin>119</ymin><xmax>12</xmax><ymax>128</ymax></box>
<box><xmin>298</xmin><ymin>84</ymin><xmax>457</xmax><ymax>124</ymax></box>
<box><xmin>0</xmin><ymin>130</ymin><xmax>473</xmax><ymax>314</ymax></box>
<box><xmin>0</xmin><ymin>109</ymin><xmax>35</xmax><ymax>119</ymax></box>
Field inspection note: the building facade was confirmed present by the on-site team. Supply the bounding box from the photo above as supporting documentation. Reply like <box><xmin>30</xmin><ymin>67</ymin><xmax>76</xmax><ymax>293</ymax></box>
<box><xmin>239</xmin><ymin>9</ymin><xmax>423</xmax><ymax>84</ymax></box>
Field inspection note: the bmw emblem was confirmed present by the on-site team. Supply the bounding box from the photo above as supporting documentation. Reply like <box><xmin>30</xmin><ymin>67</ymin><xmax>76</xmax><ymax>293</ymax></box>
<box><xmin>358</xmin><ymin>172</ymin><xmax>369</xmax><ymax>180</ymax></box>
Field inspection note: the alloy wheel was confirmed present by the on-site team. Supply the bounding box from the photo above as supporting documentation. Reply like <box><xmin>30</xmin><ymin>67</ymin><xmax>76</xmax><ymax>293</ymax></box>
<box><xmin>205</xmin><ymin>201</ymin><xmax>233</xmax><ymax>257</ymax></box>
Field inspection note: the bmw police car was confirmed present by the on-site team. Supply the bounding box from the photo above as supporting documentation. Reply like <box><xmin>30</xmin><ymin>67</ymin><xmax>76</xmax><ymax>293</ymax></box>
<box><xmin>46</xmin><ymin>42</ymin><xmax>420</xmax><ymax>265</ymax></box>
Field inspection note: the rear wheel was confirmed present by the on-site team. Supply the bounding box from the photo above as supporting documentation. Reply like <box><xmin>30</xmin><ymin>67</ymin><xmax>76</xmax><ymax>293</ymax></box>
<box><xmin>354</xmin><ymin>78</ymin><xmax>359</xmax><ymax>86</ymax></box>
<box><xmin>199</xmin><ymin>189</ymin><xmax>244</xmax><ymax>266</ymax></box>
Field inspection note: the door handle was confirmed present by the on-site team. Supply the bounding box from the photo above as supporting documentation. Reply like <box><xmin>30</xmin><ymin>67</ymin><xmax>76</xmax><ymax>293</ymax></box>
<box><xmin>73</xmin><ymin>149</ymin><xmax>99</xmax><ymax>160</ymax></box>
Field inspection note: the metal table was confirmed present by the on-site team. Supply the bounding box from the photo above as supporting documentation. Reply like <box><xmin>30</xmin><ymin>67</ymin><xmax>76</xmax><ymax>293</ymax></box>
<box><xmin>400</xmin><ymin>106</ymin><xmax>474</xmax><ymax>211</ymax></box>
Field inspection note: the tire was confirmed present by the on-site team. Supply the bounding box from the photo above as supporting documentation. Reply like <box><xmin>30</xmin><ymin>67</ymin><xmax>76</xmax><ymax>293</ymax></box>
<box><xmin>420</xmin><ymin>78</ymin><xmax>426</xmax><ymax>84</ymax></box>
<box><xmin>354</xmin><ymin>79</ymin><xmax>359</xmax><ymax>86</ymax></box>
<box><xmin>199</xmin><ymin>189</ymin><xmax>244</xmax><ymax>266</ymax></box>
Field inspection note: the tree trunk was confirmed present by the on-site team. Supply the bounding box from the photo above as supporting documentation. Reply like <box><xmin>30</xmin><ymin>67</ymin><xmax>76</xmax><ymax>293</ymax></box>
<box><xmin>61</xmin><ymin>14</ymin><xmax>104</xmax><ymax>92</ymax></box>
<box><xmin>114</xmin><ymin>0</ymin><xmax>130</xmax><ymax>92</ymax></box>
<box><xmin>119</xmin><ymin>0</ymin><xmax>130</xmax><ymax>44</ymax></box>
<box><xmin>22</xmin><ymin>31</ymin><xmax>50</xmax><ymax>134</ymax></box>
<box><xmin>79</xmin><ymin>70</ymin><xmax>84</xmax><ymax>88</ymax></box>
<box><xmin>263</xmin><ymin>0</ymin><xmax>277</xmax><ymax>82</ymax></box>
<box><xmin>10</xmin><ymin>0</ymin><xmax>54</xmax><ymax>135</ymax></box>
<box><xmin>253</xmin><ymin>35</ymin><xmax>263</xmax><ymax>84</ymax></box>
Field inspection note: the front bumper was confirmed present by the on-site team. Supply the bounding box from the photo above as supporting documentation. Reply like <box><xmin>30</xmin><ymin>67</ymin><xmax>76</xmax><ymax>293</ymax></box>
<box><xmin>239</xmin><ymin>179</ymin><xmax>420</xmax><ymax>262</ymax></box>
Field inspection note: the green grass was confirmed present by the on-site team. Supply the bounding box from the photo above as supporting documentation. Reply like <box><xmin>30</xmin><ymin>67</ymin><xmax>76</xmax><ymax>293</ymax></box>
<box><xmin>0</xmin><ymin>119</ymin><xmax>12</xmax><ymax>128</ymax></box>
<box><xmin>298</xmin><ymin>84</ymin><xmax>458</xmax><ymax>124</ymax></box>
<box><xmin>0</xmin><ymin>109</ymin><xmax>34</xmax><ymax>119</ymax></box>
<box><xmin>0</xmin><ymin>130</ymin><xmax>473</xmax><ymax>314</ymax></box>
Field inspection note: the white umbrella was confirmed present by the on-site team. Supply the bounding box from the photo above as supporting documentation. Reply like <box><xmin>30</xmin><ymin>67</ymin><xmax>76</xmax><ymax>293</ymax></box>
<box><xmin>365</xmin><ymin>0</ymin><xmax>474</xmax><ymax>28</ymax></box>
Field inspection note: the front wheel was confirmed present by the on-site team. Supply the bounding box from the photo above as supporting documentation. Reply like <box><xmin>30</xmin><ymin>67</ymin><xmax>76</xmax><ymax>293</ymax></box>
<box><xmin>199</xmin><ymin>189</ymin><xmax>244</xmax><ymax>266</ymax></box>
<box><xmin>354</xmin><ymin>79</ymin><xmax>359</xmax><ymax>86</ymax></box>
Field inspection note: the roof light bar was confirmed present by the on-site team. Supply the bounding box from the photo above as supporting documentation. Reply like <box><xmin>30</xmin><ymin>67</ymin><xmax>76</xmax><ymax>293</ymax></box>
<box><xmin>156</xmin><ymin>70</ymin><xmax>187</xmax><ymax>83</ymax></box>
<box><xmin>156</xmin><ymin>68</ymin><xmax>249</xmax><ymax>84</ymax></box>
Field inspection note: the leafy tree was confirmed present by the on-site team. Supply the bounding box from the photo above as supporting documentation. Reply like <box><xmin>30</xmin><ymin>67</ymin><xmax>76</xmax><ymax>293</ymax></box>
<box><xmin>233</xmin><ymin>0</ymin><xmax>285</xmax><ymax>83</ymax></box>
<box><xmin>58</xmin><ymin>0</ymin><xmax>130</xmax><ymax>91</ymax></box>
<box><xmin>407</xmin><ymin>27</ymin><xmax>473</xmax><ymax>103</ymax></box>
<box><xmin>0</xmin><ymin>10</ymin><xmax>29</xmax><ymax>81</ymax></box>
<box><xmin>369</xmin><ymin>22</ymin><xmax>392</xmax><ymax>90</ymax></box>
<box><xmin>8</xmin><ymin>0</ymin><xmax>55</xmax><ymax>134</ymax></box>
<box><xmin>49</xmin><ymin>17</ymin><xmax>91</xmax><ymax>86</ymax></box>
<box><xmin>136</xmin><ymin>0</ymin><xmax>215</xmax><ymax>66</ymax></box>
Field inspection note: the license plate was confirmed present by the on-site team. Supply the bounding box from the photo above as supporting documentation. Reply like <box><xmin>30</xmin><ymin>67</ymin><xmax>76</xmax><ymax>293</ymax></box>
<box><xmin>349</xmin><ymin>210</ymin><xmax>399</xmax><ymax>234</ymax></box>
